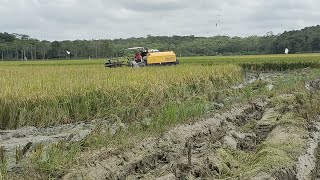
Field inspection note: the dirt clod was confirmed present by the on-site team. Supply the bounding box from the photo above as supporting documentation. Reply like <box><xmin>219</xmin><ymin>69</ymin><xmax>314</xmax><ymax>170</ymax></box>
<box><xmin>223</xmin><ymin>136</ymin><xmax>238</xmax><ymax>150</ymax></box>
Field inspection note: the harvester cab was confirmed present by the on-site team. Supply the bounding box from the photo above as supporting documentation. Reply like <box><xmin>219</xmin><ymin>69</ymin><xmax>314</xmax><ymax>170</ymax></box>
<box><xmin>105</xmin><ymin>47</ymin><xmax>179</xmax><ymax>68</ymax></box>
<box><xmin>127</xmin><ymin>47</ymin><xmax>148</xmax><ymax>67</ymax></box>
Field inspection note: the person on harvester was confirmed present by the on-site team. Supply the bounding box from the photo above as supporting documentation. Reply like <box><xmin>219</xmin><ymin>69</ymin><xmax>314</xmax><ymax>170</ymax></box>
<box><xmin>134</xmin><ymin>52</ymin><xmax>142</xmax><ymax>62</ymax></box>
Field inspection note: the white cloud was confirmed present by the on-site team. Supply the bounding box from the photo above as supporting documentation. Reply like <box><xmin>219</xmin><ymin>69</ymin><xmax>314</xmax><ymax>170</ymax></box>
<box><xmin>0</xmin><ymin>0</ymin><xmax>318</xmax><ymax>40</ymax></box>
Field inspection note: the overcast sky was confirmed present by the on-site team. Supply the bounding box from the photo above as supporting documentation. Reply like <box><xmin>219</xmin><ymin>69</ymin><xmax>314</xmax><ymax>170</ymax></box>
<box><xmin>0</xmin><ymin>0</ymin><xmax>318</xmax><ymax>41</ymax></box>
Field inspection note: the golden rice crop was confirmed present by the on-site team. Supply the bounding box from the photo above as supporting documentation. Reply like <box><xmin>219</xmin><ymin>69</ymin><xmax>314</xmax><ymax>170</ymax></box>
<box><xmin>181</xmin><ymin>53</ymin><xmax>320</xmax><ymax>65</ymax></box>
<box><xmin>0</xmin><ymin>64</ymin><xmax>243</xmax><ymax>129</ymax></box>
<box><xmin>182</xmin><ymin>54</ymin><xmax>320</xmax><ymax>71</ymax></box>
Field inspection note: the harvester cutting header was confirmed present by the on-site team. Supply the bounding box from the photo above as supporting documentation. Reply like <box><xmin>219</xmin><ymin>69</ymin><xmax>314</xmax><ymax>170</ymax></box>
<box><xmin>105</xmin><ymin>47</ymin><xmax>179</xmax><ymax>68</ymax></box>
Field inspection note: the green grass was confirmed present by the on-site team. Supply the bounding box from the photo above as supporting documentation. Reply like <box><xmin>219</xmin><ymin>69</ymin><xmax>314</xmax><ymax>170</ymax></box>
<box><xmin>0</xmin><ymin>146</ymin><xmax>8</xmax><ymax>180</ymax></box>
<box><xmin>29</xmin><ymin>142</ymin><xmax>82</xmax><ymax>179</ymax></box>
<box><xmin>84</xmin><ymin>100</ymin><xmax>208</xmax><ymax>149</ymax></box>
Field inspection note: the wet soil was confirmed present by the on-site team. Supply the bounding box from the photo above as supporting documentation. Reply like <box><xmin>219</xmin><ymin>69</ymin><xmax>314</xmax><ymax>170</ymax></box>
<box><xmin>0</xmin><ymin>119</ymin><xmax>128</xmax><ymax>171</ymax></box>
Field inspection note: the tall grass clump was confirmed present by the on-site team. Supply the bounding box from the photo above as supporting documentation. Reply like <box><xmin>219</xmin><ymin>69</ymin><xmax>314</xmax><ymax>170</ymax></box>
<box><xmin>0</xmin><ymin>64</ymin><xmax>242</xmax><ymax>129</ymax></box>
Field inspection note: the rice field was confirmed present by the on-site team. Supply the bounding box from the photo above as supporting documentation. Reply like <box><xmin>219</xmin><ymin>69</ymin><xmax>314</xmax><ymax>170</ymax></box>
<box><xmin>1</xmin><ymin>54</ymin><xmax>320</xmax><ymax>130</ymax></box>
<box><xmin>181</xmin><ymin>53</ymin><xmax>320</xmax><ymax>64</ymax></box>
<box><xmin>2</xmin><ymin>53</ymin><xmax>320</xmax><ymax>129</ymax></box>
<box><xmin>0</xmin><ymin>63</ymin><xmax>242</xmax><ymax>129</ymax></box>
<box><xmin>3</xmin><ymin>53</ymin><xmax>320</xmax><ymax>179</ymax></box>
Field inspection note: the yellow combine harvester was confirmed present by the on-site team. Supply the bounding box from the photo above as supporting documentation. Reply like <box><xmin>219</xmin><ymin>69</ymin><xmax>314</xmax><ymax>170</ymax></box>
<box><xmin>105</xmin><ymin>47</ymin><xmax>179</xmax><ymax>68</ymax></box>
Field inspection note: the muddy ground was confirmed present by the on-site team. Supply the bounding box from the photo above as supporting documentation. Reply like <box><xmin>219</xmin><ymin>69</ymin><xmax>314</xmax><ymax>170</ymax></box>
<box><xmin>62</xmin><ymin>94</ymin><xmax>320</xmax><ymax>180</ymax></box>
<box><xmin>64</xmin><ymin>98</ymin><xmax>268</xmax><ymax>180</ymax></box>
<box><xmin>3</xmin><ymin>70</ymin><xmax>320</xmax><ymax>179</ymax></box>
<box><xmin>0</xmin><ymin>118</ymin><xmax>131</xmax><ymax>172</ymax></box>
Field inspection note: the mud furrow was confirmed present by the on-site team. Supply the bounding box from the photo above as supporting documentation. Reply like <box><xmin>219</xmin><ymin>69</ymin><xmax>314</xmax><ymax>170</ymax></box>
<box><xmin>315</xmin><ymin>143</ymin><xmax>320</xmax><ymax>180</ymax></box>
<box><xmin>297</xmin><ymin>122</ymin><xmax>320</xmax><ymax>180</ymax></box>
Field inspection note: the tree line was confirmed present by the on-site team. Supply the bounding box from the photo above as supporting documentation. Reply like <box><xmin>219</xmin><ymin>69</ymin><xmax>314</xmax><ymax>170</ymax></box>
<box><xmin>1</xmin><ymin>25</ymin><xmax>320</xmax><ymax>60</ymax></box>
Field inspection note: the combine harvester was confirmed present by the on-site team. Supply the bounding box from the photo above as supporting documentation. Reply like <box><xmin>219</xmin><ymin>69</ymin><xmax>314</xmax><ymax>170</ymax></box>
<box><xmin>105</xmin><ymin>47</ymin><xmax>179</xmax><ymax>68</ymax></box>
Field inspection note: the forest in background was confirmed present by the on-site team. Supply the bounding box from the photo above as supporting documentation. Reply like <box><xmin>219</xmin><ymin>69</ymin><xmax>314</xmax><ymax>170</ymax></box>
<box><xmin>0</xmin><ymin>25</ymin><xmax>320</xmax><ymax>60</ymax></box>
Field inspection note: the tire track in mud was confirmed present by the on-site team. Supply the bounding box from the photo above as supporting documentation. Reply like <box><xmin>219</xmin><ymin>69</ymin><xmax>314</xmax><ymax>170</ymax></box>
<box><xmin>314</xmin><ymin>143</ymin><xmax>320</xmax><ymax>180</ymax></box>
<box><xmin>295</xmin><ymin>122</ymin><xmax>320</xmax><ymax>180</ymax></box>
<box><xmin>63</xmin><ymin>99</ymin><xmax>268</xmax><ymax>180</ymax></box>
<box><xmin>297</xmin><ymin>79</ymin><xmax>320</xmax><ymax>180</ymax></box>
